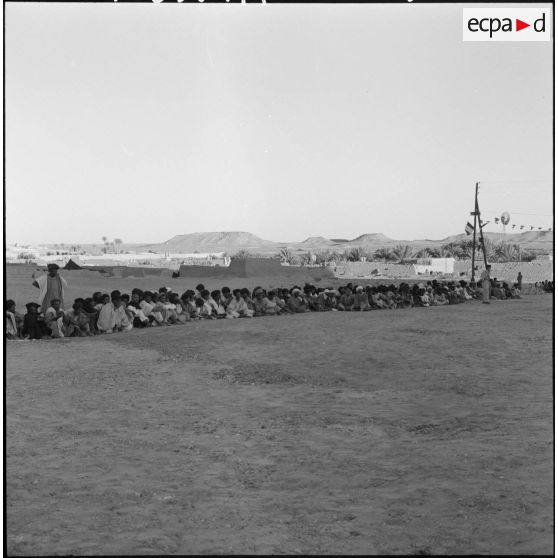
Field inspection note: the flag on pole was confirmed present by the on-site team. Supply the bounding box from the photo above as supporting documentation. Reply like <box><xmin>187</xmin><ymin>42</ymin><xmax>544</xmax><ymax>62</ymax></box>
<box><xmin>465</xmin><ymin>222</ymin><xmax>474</xmax><ymax>235</ymax></box>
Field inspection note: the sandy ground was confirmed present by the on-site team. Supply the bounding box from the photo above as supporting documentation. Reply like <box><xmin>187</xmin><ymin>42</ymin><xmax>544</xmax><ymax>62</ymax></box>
<box><xmin>6</xmin><ymin>296</ymin><xmax>553</xmax><ymax>555</ymax></box>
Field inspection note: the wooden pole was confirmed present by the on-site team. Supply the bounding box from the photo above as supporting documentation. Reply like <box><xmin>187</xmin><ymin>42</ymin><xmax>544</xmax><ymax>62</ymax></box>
<box><xmin>477</xmin><ymin>191</ymin><xmax>489</xmax><ymax>268</ymax></box>
<box><xmin>471</xmin><ymin>182</ymin><xmax>479</xmax><ymax>283</ymax></box>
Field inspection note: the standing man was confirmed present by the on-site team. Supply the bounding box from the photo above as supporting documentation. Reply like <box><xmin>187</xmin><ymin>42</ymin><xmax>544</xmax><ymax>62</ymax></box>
<box><xmin>480</xmin><ymin>264</ymin><xmax>491</xmax><ymax>305</ymax></box>
<box><xmin>517</xmin><ymin>271</ymin><xmax>523</xmax><ymax>291</ymax></box>
<box><xmin>33</xmin><ymin>263</ymin><xmax>68</xmax><ymax>313</ymax></box>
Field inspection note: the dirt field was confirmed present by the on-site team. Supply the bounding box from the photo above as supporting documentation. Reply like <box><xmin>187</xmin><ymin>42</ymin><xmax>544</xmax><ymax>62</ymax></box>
<box><xmin>6</xmin><ymin>296</ymin><xmax>553</xmax><ymax>555</ymax></box>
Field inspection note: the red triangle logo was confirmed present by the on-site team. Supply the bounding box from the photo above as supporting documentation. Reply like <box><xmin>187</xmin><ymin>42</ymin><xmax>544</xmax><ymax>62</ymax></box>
<box><xmin>516</xmin><ymin>19</ymin><xmax>530</xmax><ymax>31</ymax></box>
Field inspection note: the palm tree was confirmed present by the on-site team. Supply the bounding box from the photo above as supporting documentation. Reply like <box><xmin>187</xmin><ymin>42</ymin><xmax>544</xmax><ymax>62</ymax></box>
<box><xmin>414</xmin><ymin>248</ymin><xmax>430</xmax><ymax>259</ymax></box>
<box><xmin>440</xmin><ymin>242</ymin><xmax>462</xmax><ymax>258</ymax></box>
<box><xmin>480</xmin><ymin>238</ymin><xmax>496</xmax><ymax>262</ymax></box>
<box><xmin>232</xmin><ymin>249</ymin><xmax>252</xmax><ymax>260</ymax></box>
<box><xmin>374</xmin><ymin>247</ymin><xmax>395</xmax><ymax>263</ymax></box>
<box><xmin>457</xmin><ymin>239</ymin><xmax>474</xmax><ymax>259</ymax></box>
<box><xmin>278</xmin><ymin>247</ymin><xmax>297</xmax><ymax>264</ymax></box>
<box><xmin>329</xmin><ymin>251</ymin><xmax>343</xmax><ymax>263</ymax></box>
<box><xmin>347</xmin><ymin>247</ymin><xmax>366</xmax><ymax>262</ymax></box>
<box><xmin>114</xmin><ymin>238</ymin><xmax>123</xmax><ymax>254</ymax></box>
<box><xmin>313</xmin><ymin>251</ymin><xmax>329</xmax><ymax>265</ymax></box>
<box><xmin>494</xmin><ymin>242</ymin><xmax>520</xmax><ymax>262</ymax></box>
<box><xmin>299</xmin><ymin>251</ymin><xmax>315</xmax><ymax>265</ymax></box>
<box><xmin>425</xmin><ymin>247</ymin><xmax>441</xmax><ymax>258</ymax></box>
<box><xmin>392</xmin><ymin>244</ymin><xmax>415</xmax><ymax>264</ymax></box>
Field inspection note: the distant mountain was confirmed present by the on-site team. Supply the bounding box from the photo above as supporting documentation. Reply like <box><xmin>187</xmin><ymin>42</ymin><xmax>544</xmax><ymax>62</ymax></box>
<box><xmin>345</xmin><ymin>233</ymin><xmax>397</xmax><ymax>246</ymax></box>
<box><xmin>138</xmin><ymin>231</ymin><xmax>280</xmax><ymax>254</ymax></box>
<box><xmin>440</xmin><ymin>230</ymin><xmax>553</xmax><ymax>249</ymax></box>
<box><xmin>298</xmin><ymin>236</ymin><xmax>337</xmax><ymax>247</ymax></box>
<box><xmin>134</xmin><ymin>229</ymin><xmax>553</xmax><ymax>255</ymax></box>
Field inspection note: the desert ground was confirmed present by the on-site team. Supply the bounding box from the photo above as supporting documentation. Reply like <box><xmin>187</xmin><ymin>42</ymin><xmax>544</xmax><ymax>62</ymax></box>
<box><xmin>6</xmin><ymin>290</ymin><xmax>553</xmax><ymax>555</ymax></box>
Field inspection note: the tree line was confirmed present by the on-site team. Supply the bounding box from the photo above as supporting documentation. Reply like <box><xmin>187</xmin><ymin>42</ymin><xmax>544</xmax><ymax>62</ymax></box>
<box><xmin>232</xmin><ymin>239</ymin><xmax>540</xmax><ymax>264</ymax></box>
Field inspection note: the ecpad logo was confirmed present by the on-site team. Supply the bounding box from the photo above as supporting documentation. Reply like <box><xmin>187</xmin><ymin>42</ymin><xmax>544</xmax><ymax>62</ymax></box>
<box><xmin>463</xmin><ymin>8</ymin><xmax>551</xmax><ymax>41</ymax></box>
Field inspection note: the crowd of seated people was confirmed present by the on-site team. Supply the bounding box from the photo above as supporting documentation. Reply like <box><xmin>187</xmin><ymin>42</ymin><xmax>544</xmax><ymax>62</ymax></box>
<box><xmin>532</xmin><ymin>280</ymin><xmax>554</xmax><ymax>294</ymax></box>
<box><xmin>5</xmin><ymin>278</ymin><xmax>526</xmax><ymax>340</ymax></box>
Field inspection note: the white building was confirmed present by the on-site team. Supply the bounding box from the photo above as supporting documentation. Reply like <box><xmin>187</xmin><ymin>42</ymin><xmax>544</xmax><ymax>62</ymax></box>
<box><xmin>413</xmin><ymin>257</ymin><xmax>455</xmax><ymax>275</ymax></box>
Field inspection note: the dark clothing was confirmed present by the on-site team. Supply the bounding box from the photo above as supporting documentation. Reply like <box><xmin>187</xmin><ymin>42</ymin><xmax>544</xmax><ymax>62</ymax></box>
<box><xmin>22</xmin><ymin>313</ymin><xmax>50</xmax><ymax>339</ymax></box>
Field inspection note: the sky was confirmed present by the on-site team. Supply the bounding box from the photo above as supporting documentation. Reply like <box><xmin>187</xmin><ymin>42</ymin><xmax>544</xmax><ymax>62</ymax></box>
<box><xmin>5</xmin><ymin>2</ymin><xmax>553</xmax><ymax>245</ymax></box>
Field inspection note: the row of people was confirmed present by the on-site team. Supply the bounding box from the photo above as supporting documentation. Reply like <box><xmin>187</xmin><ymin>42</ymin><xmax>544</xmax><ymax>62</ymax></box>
<box><xmin>6</xmin><ymin>279</ymin><xmax>522</xmax><ymax>340</ymax></box>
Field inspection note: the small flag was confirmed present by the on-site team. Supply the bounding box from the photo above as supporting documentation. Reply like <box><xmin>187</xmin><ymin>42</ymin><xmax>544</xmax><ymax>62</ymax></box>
<box><xmin>465</xmin><ymin>222</ymin><xmax>474</xmax><ymax>235</ymax></box>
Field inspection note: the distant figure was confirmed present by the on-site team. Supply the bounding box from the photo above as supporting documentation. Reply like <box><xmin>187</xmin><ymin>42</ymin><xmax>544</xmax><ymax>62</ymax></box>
<box><xmin>32</xmin><ymin>263</ymin><xmax>68</xmax><ymax>314</ymax></box>
<box><xmin>517</xmin><ymin>272</ymin><xmax>523</xmax><ymax>291</ymax></box>
<box><xmin>480</xmin><ymin>265</ymin><xmax>491</xmax><ymax>304</ymax></box>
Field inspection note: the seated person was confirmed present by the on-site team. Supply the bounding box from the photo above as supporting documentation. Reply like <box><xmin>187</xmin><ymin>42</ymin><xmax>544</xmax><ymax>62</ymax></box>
<box><xmin>352</xmin><ymin>286</ymin><xmax>371</xmax><ymax>311</ymax></box>
<box><xmin>431</xmin><ymin>288</ymin><xmax>449</xmax><ymax>306</ymax></box>
<box><xmin>384</xmin><ymin>289</ymin><xmax>397</xmax><ymax>309</ymax></box>
<box><xmin>5</xmin><ymin>300</ymin><xmax>23</xmax><ymax>339</ymax></box>
<box><xmin>94</xmin><ymin>293</ymin><xmax>109</xmax><ymax>312</ymax></box>
<box><xmin>22</xmin><ymin>302</ymin><xmax>50</xmax><ymax>339</ymax></box>
<box><xmin>226</xmin><ymin>289</ymin><xmax>254</xmax><ymax>318</ymax></box>
<box><xmin>195</xmin><ymin>283</ymin><xmax>205</xmax><ymax>300</ymax></box>
<box><xmin>196</xmin><ymin>295</ymin><xmax>215</xmax><ymax>319</ymax></box>
<box><xmin>169</xmin><ymin>293</ymin><xmax>190</xmax><ymax>323</ymax></box>
<box><xmin>82</xmin><ymin>297</ymin><xmax>99</xmax><ymax>333</ymax></box>
<box><xmin>287</xmin><ymin>288</ymin><xmax>309</xmax><ymax>313</ymax></box>
<box><xmin>208</xmin><ymin>290</ymin><xmax>227</xmax><ymax>318</ymax></box>
<box><xmin>44</xmin><ymin>298</ymin><xmax>67</xmax><ymax>338</ymax></box>
<box><xmin>114</xmin><ymin>296</ymin><xmax>133</xmax><ymax>331</ymax></box>
<box><xmin>150</xmin><ymin>292</ymin><xmax>172</xmax><ymax>325</ymax></box>
<box><xmin>157</xmin><ymin>291</ymin><xmax>179</xmax><ymax>324</ymax></box>
<box><xmin>312</xmin><ymin>288</ymin><xmax>329</xmax><ymax>312</ymax></box>
<box><xmin>124</xmin><ymin>293</ymin><xmax>150</xmax><ymax>328</ymax></box>
<box><xmin>221</xmin><ymin>287</ymin><xmax>233</xmax><ymax>309</ymax></box>
<box><xmin>491</xmin><ymin>282</ymin><xmax>506</xmax><ymax>300</ymax></box>
<box><xmin>419</xmin><ymin>288</ymin><xmax>431</xmax><ymax>307</ymax></box>
<box><xmin>267</xmin><ymin>289</ymin><xmax>290</xmax><ymax>314</ymax></box>
<box><xmin>64</xmin><ymin>298</ymin><xmax>92</xmax><ymax>336</ymax></box>
<box><xmin>253</xmin><ymin>289</ymin><xmax>281</xmax><ymax>316</ymax></box>
<box><xmin>323</xmin><ymin>289</ymin><xmax>339</xmax><ymax>311</ymax></box>
<box><xmin>337</xmin><ymin>287</ymin><xmax>355</xmax><ymax>311</ymax></box>
<box><xmin>240</xmin><ymin>288</ymin><xmax>256</xmax><ymax>313</ymax></box>
<box><xmin>368</xmin><ymin>288</ymin><xmax>387</xmax><ymax>309</ymax></box>
<box><xmin>139</xmin><ymin>291</ymin><xmax>164</xmax><ymax>325</ymax></box>
<box><xmin>396</xmin><ymin>284</ymin><xmax>413</xmax><ymax>309</ymax></box>
<box><xmin>181</xmin><ymin>290</ymin><xmax>200</xmax><ymax>319</ymax></box>
<box><xmin>510</xmin><ymin>283</ymin><xmax>522</xmax><ymax>299</ymax></box>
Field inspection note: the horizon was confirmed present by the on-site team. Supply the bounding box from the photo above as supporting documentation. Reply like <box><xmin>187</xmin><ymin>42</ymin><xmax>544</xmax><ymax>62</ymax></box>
<box><xmin>6</xmin><ymin>226</ymin><xmax>553</xmax><ymax>249</ymax></box>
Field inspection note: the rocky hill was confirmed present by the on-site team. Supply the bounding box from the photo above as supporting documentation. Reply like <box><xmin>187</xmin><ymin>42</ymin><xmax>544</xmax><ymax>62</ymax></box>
<box><xmin>138</xmin><ymin>231</ymin><xmax>280</xmax><ymax>253</ymax></box>
<box><xmin>137</xmin><ymin>230</ymin><xmax>553</xmax><ymax>255</ymax></box>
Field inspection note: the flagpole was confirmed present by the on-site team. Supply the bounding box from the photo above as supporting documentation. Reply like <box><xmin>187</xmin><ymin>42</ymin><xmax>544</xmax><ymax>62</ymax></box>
<box><xmin>476</xmin><ymin>189</ymin><xmax>489</xmax><ymax>268</ymax></box>
<box><xmin>471</xmin><ymin>182</ymin><xmax>479</xmax><ymax>283</ymax></box>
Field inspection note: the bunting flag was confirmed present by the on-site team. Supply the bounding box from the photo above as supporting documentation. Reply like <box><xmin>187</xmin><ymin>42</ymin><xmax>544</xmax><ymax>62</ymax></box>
<box><xmin>465</xmin><ymin>222</ymin><xmax>474</xmax><ymax>235</ymax></box>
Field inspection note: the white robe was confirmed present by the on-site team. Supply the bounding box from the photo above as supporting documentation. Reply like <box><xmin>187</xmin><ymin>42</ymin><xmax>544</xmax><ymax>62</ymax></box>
<box><xmin>34</xmin><ymin>273</ymin><xmax>68</xmax><ymax>306</ymax></box>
